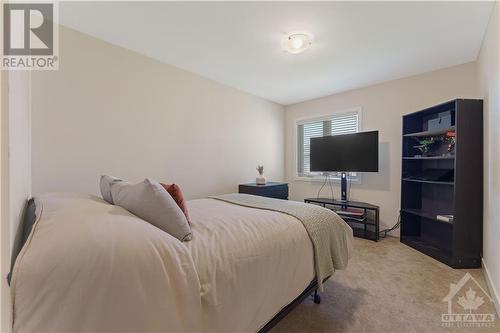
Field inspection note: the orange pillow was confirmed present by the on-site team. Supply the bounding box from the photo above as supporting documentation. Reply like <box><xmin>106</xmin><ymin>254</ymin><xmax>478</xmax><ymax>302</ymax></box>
<box><xmin>161</xmin><ymin>183</ymin><xmax>190</xmax><ymax>224</ymax></box>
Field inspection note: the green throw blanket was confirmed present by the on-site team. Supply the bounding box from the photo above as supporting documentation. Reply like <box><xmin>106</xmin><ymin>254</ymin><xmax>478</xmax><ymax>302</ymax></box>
<box><xmin>210</xmin><ymin>193</ymin><xmax>353</xmax><ymax>290</ymax></box>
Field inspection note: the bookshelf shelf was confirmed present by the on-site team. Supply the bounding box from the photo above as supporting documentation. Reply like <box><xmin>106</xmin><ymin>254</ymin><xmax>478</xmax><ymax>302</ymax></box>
<box><xmin>401</xmin><ymin>209</ymin><xmax>453</xmax><ymax>224</ymax></box>
<box><xmin>403</xmin><ymin>126</ymin><xmax>455</xmax><ymax>137</ymax></box>
<box><xmin>400</xmin><ymin>236</ymin><xmax>452</xmax><ymax>263</ymax></box>
<box><xmin>402</xmin><ymin>156</ymin><xmax>455</xmax><ymax>160</ymax></box>
<box><xmin>400</xmin><ymin>99</ymin><xmax>483</xmax><ymax>269</ymax></box>
<box><xmin>402</xmin><ymin>178</ymin><xmax>454</xmax><ymax>185</ymax></box>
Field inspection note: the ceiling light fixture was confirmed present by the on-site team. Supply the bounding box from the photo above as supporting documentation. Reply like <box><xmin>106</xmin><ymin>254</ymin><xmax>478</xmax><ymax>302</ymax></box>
<box><xmin>282</xmin><ymin>32</ymin><xmax>312</xmax><ymax>54</ymax></box>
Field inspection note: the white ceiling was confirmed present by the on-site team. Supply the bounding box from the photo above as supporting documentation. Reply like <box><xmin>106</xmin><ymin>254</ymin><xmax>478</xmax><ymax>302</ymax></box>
<box><xmin>58</xmin><ymin>1</ymin><xmax>494</xmax><ymax>105</ymax></box>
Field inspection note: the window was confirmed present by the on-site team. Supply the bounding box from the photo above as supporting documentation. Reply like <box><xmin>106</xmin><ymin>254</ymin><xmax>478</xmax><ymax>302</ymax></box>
<box><xmin>297</xmin><ymin>111</ymin><xmax>360</xmax><ymax>178</ymax></box>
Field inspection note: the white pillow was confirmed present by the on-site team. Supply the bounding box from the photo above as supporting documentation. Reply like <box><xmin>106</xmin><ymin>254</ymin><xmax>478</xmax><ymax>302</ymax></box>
<box><xmin>110</xmin><ymin>178</ymin><xmax>192</xmax><ymax>241</ymax></box>
<box><xmin>99</xmin><ymin>175</ymin><xmax>122</xmax><ymax>204</ymax></box>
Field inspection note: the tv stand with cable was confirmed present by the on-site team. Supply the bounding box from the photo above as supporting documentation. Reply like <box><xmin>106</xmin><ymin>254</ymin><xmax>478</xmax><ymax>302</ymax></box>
<box><xmin>340</xmin><ymin>172</ymin><xmax>348</xmax><ymax>202</ymax></box>
<box><xmin>304</xmin><ymin>197</ymin><xmax>380</xmax><ymax>241</ymax></box>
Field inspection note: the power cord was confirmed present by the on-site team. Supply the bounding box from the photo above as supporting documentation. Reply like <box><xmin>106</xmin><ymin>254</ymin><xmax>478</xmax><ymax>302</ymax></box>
<box><xmin>317</xmin><ymin>174</ymin><xmax>335</xmax><ymax>200</ymax></box>
<box><xmin>328</xmin><ymin>174</ymin><xmax>334</xmax><ymax>200</ymax></box>
<box><xmin>379</xmin><ymin>214</ymin><xmax>401</xmax><ymax>238</ymax></box>
<box><xmin>347</xmin><ymin>173</ymin><xmax>352</xmax><ymax>201</ymax></box>
<box><xmin>317</xmin><ymin>174</ymin><xmax>328</xmax><ymax>199</ymax></box>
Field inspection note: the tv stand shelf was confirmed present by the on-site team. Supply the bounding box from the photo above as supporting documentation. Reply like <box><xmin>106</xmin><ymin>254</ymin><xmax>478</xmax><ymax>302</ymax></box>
<box><xmin>400</xmin><ymin>99</ymin><xmax>483</xmax><ymax>269</ymax></box>
<box><xmin>304</xmin><ymin>198</ymin><xmax>379</xmax><ymax>241</ymax></box>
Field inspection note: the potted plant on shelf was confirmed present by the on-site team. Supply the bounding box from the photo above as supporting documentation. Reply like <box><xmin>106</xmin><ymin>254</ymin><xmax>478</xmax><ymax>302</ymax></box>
<box><xmin>414</xmin><ymin>137</ymin><xmax>437</xmax><ymax>156</ymax></box>
<box><xmin>413</xmin><ymin>132</ymin><xmax>456</xmax><ymax>157</ymax></box>
<box><xmin>256</xmin><ymin>165</ymin><xmax>266</xmax><ymax>185</ymax></box>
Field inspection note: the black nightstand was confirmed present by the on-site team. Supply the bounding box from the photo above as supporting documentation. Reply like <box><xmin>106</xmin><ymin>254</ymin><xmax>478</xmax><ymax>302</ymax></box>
<box><xmin>238</xmin><ymin>182</ymin><xmax>288</xmax><ymax>200</ymax></box>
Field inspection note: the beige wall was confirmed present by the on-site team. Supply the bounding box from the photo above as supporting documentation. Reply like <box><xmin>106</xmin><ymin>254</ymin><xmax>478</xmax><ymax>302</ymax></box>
<box><xmin>1</xmin><ymin>70</ymin><xmax>32</xmax><ymax>332</ymax></box>
<box><xmin>285</xmin><ymin>63</ymin><xmax>479</xmax><ymax>235</ymax></box>
<box><xmin>478</xmin><ymin>2</ymin><xmax>500</xmax><ymax>315</ymax></box>
<box><xmin>31</xmin><ymin>26</ymin><xmax>285</xmax><ymax>198</ymax></box>
<box><xmin>0</xmin><ymin>68</ymin><xmax>7</xmax><ymax>333</ymax></box>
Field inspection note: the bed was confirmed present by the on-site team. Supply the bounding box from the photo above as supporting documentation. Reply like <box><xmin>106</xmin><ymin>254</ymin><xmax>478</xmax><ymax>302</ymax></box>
<box><xmin>10</xmin><ymin>192</ymin><xmax>353</xmax><ymax>332</ymax></box>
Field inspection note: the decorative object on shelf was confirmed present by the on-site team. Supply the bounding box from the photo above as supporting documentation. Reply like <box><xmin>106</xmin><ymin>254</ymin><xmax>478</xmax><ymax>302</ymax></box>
<box><xmin>436</xmin><ymin>215</ymin><xmax>454</xmax><ymax>223</ymax></box>
<box><xmin>256</xmin><ymin>165</ymin><xmax>266</xmax><ymax>185</ymax></box>
<box><xmin>446</xmin><ymin>131</ymin><xmax>456</xmax><ymax>153</ymax></box>
<box><xmin>413</xmin><ymin>137</ymin><xmax>437</xmax><ymax>155</ymax></box>
<box><xmin>427</xmin><ymin>111</ymin><xmax>452</xmax><ymax>131</ymax></box>
<box><xmin>412</xmin><ymin>131</ymin><xmax>456</xmax><ymax>157</ymax></box>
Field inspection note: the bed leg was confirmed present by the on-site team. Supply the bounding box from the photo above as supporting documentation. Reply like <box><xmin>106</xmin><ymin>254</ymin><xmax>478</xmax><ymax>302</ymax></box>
<box><xmin>313</xmin><ymin>290</ymin><xmax>321</xmax><ymax>304</ymax></box>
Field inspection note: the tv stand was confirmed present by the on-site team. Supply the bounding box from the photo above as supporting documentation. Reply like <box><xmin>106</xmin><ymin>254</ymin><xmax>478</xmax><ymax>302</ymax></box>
<box><xmin>340</xmin><ymin>172</ymin><xmax>348</xmax><ymax>201</ymax></box>
<box><xmin>304</xmin><ymin>198</ymin><xmax>379</xmax><ymax>241</ymax></box>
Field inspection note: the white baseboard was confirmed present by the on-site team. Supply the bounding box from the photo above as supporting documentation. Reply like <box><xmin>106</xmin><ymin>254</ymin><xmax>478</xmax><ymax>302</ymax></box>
<box><xmin>482</xmin><ymin>258</ymin><xmax>500</xmax><ymax>317</ymax></box>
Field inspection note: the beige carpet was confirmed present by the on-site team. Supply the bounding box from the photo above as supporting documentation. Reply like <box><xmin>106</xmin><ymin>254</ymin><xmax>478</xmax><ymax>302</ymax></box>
<box><xmin>271</xmin><ymin>237</ymin><xmax>499</xmax><ymax>333</ymax></box>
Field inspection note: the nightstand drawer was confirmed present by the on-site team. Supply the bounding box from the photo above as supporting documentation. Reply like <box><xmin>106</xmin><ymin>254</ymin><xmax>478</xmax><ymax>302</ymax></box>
<box><xmin>238</xmin><ymin>182</ymin><xmax>288</xmax><ymax>200</ymax></box>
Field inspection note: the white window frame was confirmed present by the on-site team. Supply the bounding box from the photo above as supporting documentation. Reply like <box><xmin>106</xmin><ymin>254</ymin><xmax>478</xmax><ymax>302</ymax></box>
<box><xmin>294</xmin><ymin>107</ymin><xmax>363</xmax><ymax>183</ymax></box>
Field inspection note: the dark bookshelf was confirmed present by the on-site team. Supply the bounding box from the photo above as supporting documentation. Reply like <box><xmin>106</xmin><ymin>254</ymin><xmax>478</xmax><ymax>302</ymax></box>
<box><xmin>400</xmin><ymin>99</ymin><xmax>483</xmax><ymax>268</ymax></box>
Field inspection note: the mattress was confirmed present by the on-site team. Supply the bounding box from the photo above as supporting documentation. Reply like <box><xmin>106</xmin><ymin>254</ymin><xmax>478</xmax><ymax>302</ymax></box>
<box><xmin>10</xmin><ymin>193</ymin><xmax>317</xmax><ymax>332</ymax></box>
<box><xmin>186</xmin><ymin>198</ymin><xmax>314</xmax><ymax>332</ymax></box>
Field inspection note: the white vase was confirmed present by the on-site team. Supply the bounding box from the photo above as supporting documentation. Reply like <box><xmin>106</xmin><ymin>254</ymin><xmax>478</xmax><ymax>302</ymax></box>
<box><xmin>256</xmin><ymin>175</ymin><xmax>266</xmax><ymax>185</ymax></box>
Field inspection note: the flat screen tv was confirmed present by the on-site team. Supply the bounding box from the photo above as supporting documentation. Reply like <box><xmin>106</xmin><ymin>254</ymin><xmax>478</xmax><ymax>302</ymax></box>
<box><xmin>310</xmin><ymin>131</ymin><xmax>379</xmax><ymax>172</ymax></box>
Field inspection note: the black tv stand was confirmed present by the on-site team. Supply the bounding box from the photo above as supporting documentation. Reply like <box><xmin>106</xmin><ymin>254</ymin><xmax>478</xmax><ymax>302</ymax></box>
<box><xmin>304</xmin><ymin>198</ymin><xmax>380</xmax><ymax>241</ymax></box>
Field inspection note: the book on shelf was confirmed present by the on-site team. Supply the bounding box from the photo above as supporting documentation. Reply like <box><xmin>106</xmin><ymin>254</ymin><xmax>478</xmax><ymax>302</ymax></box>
<box><xmin>342</xmin><ymin>216</ymin><xmax>367</xmax><ymax>223</ymax></box>
<box><xmin>336</xmin><ymin>209</ymin><xmax>366</xmax><ymax>219</ymax></box>
<box><xmin>436</xmin><ymin>215</ymin><xmax>454</xmax><ymax>223</ymax></box>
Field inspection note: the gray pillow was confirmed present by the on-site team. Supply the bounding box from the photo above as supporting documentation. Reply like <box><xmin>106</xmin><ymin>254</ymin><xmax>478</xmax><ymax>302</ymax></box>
<box><xmin>110</xmin><ymin>178</ymin><xmax>192</xmax><ymax>241</ymax></box>
<box><xmin>100</xmin><ymin>175</ymin><xmax>123</xmax><ymax>204</ymax></box>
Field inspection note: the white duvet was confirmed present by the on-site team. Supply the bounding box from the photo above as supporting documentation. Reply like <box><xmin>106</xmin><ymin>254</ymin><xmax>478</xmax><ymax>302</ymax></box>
<box><xmin>187</xmin><ymin>198</ymin><xmax>314</xmax><ymax>332</ymax></box>
<box><xmin>11</xmin><ymin>193</ymin><xmax>316</xmax><ymax>332</ymax></box>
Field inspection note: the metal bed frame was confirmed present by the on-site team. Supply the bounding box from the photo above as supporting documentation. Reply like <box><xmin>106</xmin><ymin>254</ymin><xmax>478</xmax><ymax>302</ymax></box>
<box><xmin>258</xmin><ymin>278</ymin><xmax>326</xmax><ymax>333</ymax></box>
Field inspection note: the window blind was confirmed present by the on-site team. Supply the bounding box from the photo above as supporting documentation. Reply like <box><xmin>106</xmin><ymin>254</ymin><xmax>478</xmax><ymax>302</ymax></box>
<box><xmin>297</xmin><ymin>113</ymin><xmax>359</xmax><ymax>176</ymax></box>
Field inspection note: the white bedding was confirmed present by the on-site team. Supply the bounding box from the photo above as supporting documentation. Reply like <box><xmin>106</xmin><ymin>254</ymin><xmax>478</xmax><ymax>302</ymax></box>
<box><xmin>11</xmin><ymin>193</ymin><xmax>318</xmax><ymax>332</ymax></box>
<box><xmin>186</xmin><ymin>198</ymin><xmax>314</xmax><ymax>332</ymax></box>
